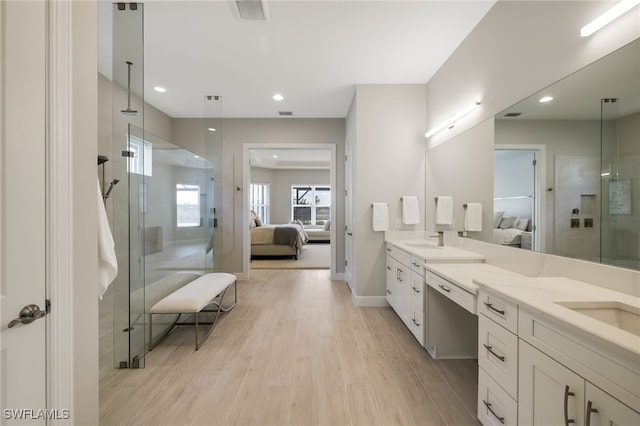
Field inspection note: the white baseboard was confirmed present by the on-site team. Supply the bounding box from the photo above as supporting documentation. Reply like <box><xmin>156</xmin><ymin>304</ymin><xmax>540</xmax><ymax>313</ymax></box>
<box><xmin>350</xmin><ymin>293</ymin><xmax>389</xmax><ymax>307</ymax></box>
<box><xmin>334</xmin><ymin>272</ymin><xmax>345</xmax><ymax>280</ymax></box>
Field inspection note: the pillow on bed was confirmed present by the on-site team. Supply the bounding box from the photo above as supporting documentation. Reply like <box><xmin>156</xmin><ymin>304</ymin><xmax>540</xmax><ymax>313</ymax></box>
<box><xmin>498</xmin><ymin>216</ymin><xmax>518</xmax><ymax>229</ymax></box>
<box><xmin>250</xmin><ymin>210</ymin><xmax>263</xmax><ymax>227</ymax></box>
<box><xmin>323</xmin><ymin>220</ymin><xmax>331</xmax><ymax>231</ymax></box>
<box><xmin>514</xmin><ymin>218</ymin><xmax>529</xmax><ymax>231</ymax></box>
<box><xmin>493</xmin><ymin>211</ymin><xmax>505</xmax><ymax>228</ymax></box>
<box><xmin>249</xmin><ymin>211</ymin><xmax>256</xmax><ymax>228</ymax></box>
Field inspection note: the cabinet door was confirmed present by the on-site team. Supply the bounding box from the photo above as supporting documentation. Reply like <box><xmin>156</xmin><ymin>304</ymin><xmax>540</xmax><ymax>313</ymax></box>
<box><xmin>585</xmin><ymin>383</ymin><xmax>640</xmax><ymax>426</ymax></box>
<box><xmin>385</xmin><ymin>255</ymin><xmax>396</xmax><ymax>308</ymax></box>
<box><xmin>395</xmin><ymin>263</ymin><xmax>411</xmax><ymax>325</ymax></box>
<box><xmin>519</xmin><ymin>340</ymin><xmax>585</xmax><ymax>426</ymax></box>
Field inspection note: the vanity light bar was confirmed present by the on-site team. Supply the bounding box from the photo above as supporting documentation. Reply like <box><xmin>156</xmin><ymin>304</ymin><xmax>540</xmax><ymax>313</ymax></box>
<box><xmin>425</xmin><ymin>101</ymin><xmax>481</xmax><ymax>138</ymax></box>
<box><xmin>580</xmin><ymin>0</ymin><xmax>640</xmax><ymax>37</ymax></box>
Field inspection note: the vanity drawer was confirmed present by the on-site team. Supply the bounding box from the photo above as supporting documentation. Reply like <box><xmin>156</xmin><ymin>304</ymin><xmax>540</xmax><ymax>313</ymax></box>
<box><xmin>386</xmin><ymin>244</ymin><xmax>411</xmax><ymax>266</ymax></box>
<box><xmin>478</xmin><ymin>314</ymin><xmax>518</xmax><ymax>399</ymax></box>
<box><xmin>478</xmin><ymin>367</ymin><xmax>518</xmax><ymax>426</ymax></box>
<box><xmin>426</xmin><ymin>271</ymin><xmax>475</xmax><ymax>314</ymax></box>
<box><xmin>410</xmin><ymin>255</ymin><xmax>425</xmax><ymax>275</ymax></box>
<box><xmin>478</xmin><ymin>289</ymin><xmax>518</xmax><ymax>334</ymax></box>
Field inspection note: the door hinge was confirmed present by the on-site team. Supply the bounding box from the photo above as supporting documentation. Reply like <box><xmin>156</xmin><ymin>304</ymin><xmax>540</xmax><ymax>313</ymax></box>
<box><xmin>122</xmin><ymin>150</ymin><xmax>135</xmax><ymax>158</ymax></box>
<box><xmin>532</xmin><ymin>159</ymin><xmax>537</xmax><ymax>166</ymax></box>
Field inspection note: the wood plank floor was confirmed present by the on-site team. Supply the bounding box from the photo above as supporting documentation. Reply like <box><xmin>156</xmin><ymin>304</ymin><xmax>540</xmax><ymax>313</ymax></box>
<box><xmin>100</xmin><ymin>269</ymin><xmax>480</xmax><ymax>426</ymax></box>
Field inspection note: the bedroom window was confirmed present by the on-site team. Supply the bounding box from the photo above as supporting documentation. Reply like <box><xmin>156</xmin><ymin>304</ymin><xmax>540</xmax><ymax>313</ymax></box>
<box><xmin>250</xmin><ymin>183</ymin><xmax>270</xmax><ymax>224</ymax></box>
<box><xmin>291</xmin><ymin>185</ymin><xmax>330</xmax><ymax>225</ymax></box>
<box><xmin>176</xmin><ymin>183</ymin><xmax>201</xmax><ymax>227</ymax></box>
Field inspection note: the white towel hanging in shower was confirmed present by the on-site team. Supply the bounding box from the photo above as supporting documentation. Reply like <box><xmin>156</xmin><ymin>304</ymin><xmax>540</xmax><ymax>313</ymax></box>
<box><xmin>98</xmin><ymin>177</ymin><xmax>118</xmax><ymax>299</ymax></box>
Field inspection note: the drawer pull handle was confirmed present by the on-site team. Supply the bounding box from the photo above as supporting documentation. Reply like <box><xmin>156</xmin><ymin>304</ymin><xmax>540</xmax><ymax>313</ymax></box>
<box><xmin>387</xmin><ymin>248</ymin><xmax>391</xmax><ymax>252</ymax></box>
<box><xmin>412</xmin><ymin>286</ymin><xmax>420</xmax><ymax>293</ymax></box>
<box><xmin>412</xmin><ymin>318</ymin><xmax>420</xmax><ymax>326</ymax></box>
<box><xmin>482</xmin><ymin>400</ymin><xmax>505</xmax><ymax>424</ymax></box>
<box><xmin>386</xmin><ymin>266</ymin><xmax>392</xmax><ymax>270</ymax></box>
<box><xmin>564</xmin><ymin>385</ymin><xmax>575</xmax><ymax>425</ymax></box>
<box><xmin>386</xmin><ymin>290</ymin><xmax>392</xmax><ymax>295</ymax></box>
<box><xmin>483</xmin><ymin>344</ymin><xmax>505</xmax><ymax>362</ymax></box>
<box><xmin>585</xmin><ymin>401</ymin><xmax>598</xmax><ymax>426</ymax></box>
<box><xmin>438</xmin><ymin>284</ymin><xmax>451</xmax><ymax>293</ymax></box>
<box><xmin>484</xmin><ymin>302</ymin><xmax>505</xmax><ymax>316</ymax></box>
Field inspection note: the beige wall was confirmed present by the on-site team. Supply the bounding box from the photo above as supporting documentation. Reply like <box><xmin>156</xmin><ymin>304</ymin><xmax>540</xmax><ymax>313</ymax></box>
<box><xmin>173</xmin><ymin>117</ymin><xmax>345</xmax><ymax>275</ymax></box>
<box><xmin>424</xmin><ymin>1</ymin><xmax>639</xmax><ymax>255</ymax></box>
<box><xmin>425</xmin><ymin>1</ymin><xmax>640</xmax><ymax>150</ymax></box>
<box><xmin>251</xmin><ymin>167</ymin><xmax>331</xmax><ymax>225</ymax></box>
<box><xmin>350</xmin><ymin>84</ymin><xmax>427</xmax><ymax>300</ymax></box>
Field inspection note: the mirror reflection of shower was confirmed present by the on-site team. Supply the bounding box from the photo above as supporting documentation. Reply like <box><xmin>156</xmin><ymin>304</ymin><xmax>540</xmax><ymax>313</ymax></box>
<box><xmin>121</xmin><ymin>60</ymin><xmax>138</xmax><ymax>116</ymax></box>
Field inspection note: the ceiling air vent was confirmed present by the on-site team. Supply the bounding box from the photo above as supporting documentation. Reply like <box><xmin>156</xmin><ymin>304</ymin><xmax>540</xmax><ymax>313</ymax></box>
<box><xmin>234</xmin><ymin>0</ymin><xmax>268</xmax><ymax>21</ymax></box>
<box><xmin>279</xmin><ymin>111</ymin><xmax>293</xmax><ymax>116</ymax></box>
<box><xmin>504</xmin><ymin>112</ymin><xmax>522</xmax><ymax>117</ymax></box>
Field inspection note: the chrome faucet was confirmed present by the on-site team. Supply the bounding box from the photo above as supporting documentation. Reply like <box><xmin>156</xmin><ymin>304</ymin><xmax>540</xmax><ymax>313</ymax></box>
<box><xmin>429</xmin><ymin>231</ymin><xmax>445</xmax><ymax>246</ymax></box>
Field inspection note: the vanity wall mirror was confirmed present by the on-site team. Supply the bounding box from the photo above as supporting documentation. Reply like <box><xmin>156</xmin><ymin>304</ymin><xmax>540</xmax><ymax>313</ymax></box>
<box><xmin>493</xmin><ymin>38</ymin><xmax>640</xmax><ymax>270</ymax></box>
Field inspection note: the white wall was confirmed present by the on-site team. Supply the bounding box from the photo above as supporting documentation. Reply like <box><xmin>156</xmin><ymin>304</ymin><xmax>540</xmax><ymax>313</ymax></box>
<box><xmin>351</xmin><ymin>84</ymin><xmax>427</xmax><ymax>301</ymax></box>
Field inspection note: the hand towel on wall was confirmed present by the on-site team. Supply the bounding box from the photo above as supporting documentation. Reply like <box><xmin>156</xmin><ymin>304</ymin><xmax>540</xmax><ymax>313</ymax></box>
<box><xmin>402</xmin><ymin>196</ymin><xmax>420</xmax><ymax>225</ymax></box>
<box><xmin>98</xmin><ymin>177</ymin><xmax>118</xmax><ymax>299</ymax></box>
<box><xmin>464</xmin><ymin>202</ymin><xmax>483</xmax><ymax>231</ymax></box>
<box><xmin>435</xmin><ymin>196</ymin><xmax>453</xmax><ymax>225</ymax></box>
<box><xmin>372</xmin><ymin>202</ymin><xmax>389</xmax><ymax>231</ymax></box>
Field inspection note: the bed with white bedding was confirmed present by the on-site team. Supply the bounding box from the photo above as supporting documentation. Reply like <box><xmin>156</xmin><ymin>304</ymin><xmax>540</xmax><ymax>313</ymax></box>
<box><xmin>492</xmin><ymin>212</ymin><xmax>532</xmax><ymax>249</ymax></box>
<box><xmin>250</xmin><ymin>212</ymin><xmax>308</xmax><ymax>259</ymax></box>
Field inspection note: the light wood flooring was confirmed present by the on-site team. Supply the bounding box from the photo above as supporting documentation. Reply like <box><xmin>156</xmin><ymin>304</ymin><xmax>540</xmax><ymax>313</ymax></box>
<box><xmin>99</xmin><ymin>269</ymin><xmax>480</xmax><ymax>426</ymax></box>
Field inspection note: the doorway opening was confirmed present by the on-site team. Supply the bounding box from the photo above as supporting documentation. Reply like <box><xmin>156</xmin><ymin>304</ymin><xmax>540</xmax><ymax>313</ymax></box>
<box><xmin>242</xmin><ymin>144</ymin><xmax>337</xmax><ymax>278</ymax></box>
<box><xmin>494</xmin><ymin>145</ymin><xmax>546</xmax><ymax>252</ymax></box>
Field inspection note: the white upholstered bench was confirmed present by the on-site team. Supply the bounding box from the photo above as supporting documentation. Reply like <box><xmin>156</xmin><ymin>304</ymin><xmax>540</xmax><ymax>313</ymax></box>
<box><xmin>149</xmin><ymin>272</ymin><xmax>237</xmax><ymax>350</ymax></box>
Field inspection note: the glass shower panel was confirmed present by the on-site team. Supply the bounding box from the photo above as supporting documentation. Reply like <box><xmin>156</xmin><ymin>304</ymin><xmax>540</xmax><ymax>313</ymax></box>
<box><xmin>204</xmin><ymin>96</ymin><xmax>223</xmax><ymax>271</ymax></box>
<box><xmin>111</xmin><ymin>2</ymin><xmax>145</xmax><ymax>368</ymax></box>
<box><xmin>601</xmin><ymin>97</ymin><xmax>640</xmax><ymax>270</ymax></box>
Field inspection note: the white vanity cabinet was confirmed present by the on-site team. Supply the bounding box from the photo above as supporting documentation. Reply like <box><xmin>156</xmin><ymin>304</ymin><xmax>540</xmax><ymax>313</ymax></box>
<box><xmin>518</xmin><ymin>340</ymin><xmax>585</xmax><ymax>426</ymax></box>
<box><xmin>477</xmin><ymin>290</ymin><xmax>518</xmax><ymax>426</ymax></box>
<box><xmin>385</xmin><ymin>244</ymin><xmax>424</xmax><ymax>344</ymax></box>
<box><xmin>408</xmin><ymin>255</ymin><xmax>426</xmax><ymax>345</ymax></box>
<box><xmin>477</xmin><ymin>287</ymin><xmax>640</xmax><ymax>426</ymax></box>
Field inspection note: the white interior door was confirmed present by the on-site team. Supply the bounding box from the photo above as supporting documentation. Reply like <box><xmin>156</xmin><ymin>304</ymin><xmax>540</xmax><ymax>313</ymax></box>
<box><xmin>0</xmin><ymin>1</ymin><xmax>48</xmax><ymax>422</ymax></box>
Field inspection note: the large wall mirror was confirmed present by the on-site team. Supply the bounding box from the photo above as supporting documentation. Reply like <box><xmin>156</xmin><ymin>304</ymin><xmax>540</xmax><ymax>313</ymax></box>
<box><xmin>493</xmin><ymin>38</ymin><xmax>639</xmax><ymax>271</ymax></box>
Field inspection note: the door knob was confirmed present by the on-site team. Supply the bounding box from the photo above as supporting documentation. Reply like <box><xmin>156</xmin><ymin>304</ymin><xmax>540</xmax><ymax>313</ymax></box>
<box><xmin>8</xmin><ymin>304</ymin><xmax>46</xmax><ymax>328</ymax></box>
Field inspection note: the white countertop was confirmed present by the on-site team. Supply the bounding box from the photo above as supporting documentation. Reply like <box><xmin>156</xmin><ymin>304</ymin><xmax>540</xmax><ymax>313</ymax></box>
<box><xmin>385</xmin><ymin>238</ymin><xmax>485</xmax><ymax>262</ymax></box>
<box><xmin>473</xmin><ymin>275</ymin><xmax>640</xmax><ymax>358</ymax></box>
<box><xmin>426</xmin><ymin>263</ymin><xmax>524</xmax><ymax>294</ymax></box>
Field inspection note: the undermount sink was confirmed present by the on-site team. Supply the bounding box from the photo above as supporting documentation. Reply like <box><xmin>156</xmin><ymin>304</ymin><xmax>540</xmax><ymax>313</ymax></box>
<box><xmin>555</xmin><ymin>301</ymin><xmax>640</xmax><ymax>337</ymax></box>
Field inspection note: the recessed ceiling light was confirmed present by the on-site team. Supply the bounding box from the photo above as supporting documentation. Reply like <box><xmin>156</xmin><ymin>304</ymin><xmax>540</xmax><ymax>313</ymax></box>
<box><xmin>194</xmin><ymin>155</ymin><xmax>199</xmax><ymax>159</ymax></box>
<box><xmin>272</xmin><ymin>155</ymin><xmax>278</xmax><ymax>158</ymax></box>
<box><xmin>207</xmin><ymin>128</ymin><xmax>216</xmax><ymax>132</ymax></box>
<box><xmin>153</xmin><ymin>86</ymin><xmax>166</xmax><ymax>93</ymax></box>
<box><xmin>539</xmin><ymin>96</ymin><xmax>554</xmax><ymax>103</ymax></box>
<box><xmin>272</xmin><ymin>93</ymin><xmax>284</xmax><ymax>101</ymax></box>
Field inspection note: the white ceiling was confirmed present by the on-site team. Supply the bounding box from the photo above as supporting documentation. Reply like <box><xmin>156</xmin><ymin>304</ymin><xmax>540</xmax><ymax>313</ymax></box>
<box><xmin>497</xmin><ymin>38</ymin><xmax>640</xmax><ymax>121</ymax></box>
<box><xmin>99</xmin><ymin>0</ymin><xmax>496</xmax><ymax>119</ymax></box>
<box><xmin>250</xmin><ymin>148</ymin><xmax>331</xmax><ymax>169</ymax></box>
